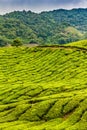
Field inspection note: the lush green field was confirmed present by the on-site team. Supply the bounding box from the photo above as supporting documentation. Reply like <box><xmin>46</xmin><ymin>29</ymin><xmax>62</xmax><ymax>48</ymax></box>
<box><xmin>0</xmin><ymin>40</ymin><xmax>87</xmax><ymax>130</ymax></box>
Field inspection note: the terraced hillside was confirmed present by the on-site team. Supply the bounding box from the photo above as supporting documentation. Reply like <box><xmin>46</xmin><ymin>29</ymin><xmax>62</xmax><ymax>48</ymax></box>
<box><xmin>0</xmin><ymin>41</ymin><xmax>87</xmax><ymax>130</ymax></box>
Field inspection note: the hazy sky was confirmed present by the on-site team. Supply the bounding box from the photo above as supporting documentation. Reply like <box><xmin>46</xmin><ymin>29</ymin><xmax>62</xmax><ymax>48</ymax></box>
<box><xmin>0</xmin><ymin>0</ymin><xmax>87</xmax><ymax>14</ymax></box>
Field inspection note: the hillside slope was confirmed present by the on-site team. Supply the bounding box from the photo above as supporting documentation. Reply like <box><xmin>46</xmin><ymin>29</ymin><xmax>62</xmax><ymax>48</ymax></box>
<box><xmin>1</xmin><ymin>8</ymin><xmax>87</xmax><ymax>45</ymax></box>
<box><xmin>0</xmin><ymin>41</ymin><xmax>87</xmax><ymax>130</ymax></box>
<box><xmin>66</xmin><ymin>40</ymin><xmax>87</xmax><ymax>49</ymax></box>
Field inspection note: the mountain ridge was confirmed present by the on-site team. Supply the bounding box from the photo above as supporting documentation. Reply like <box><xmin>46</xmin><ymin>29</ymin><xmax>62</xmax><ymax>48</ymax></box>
<box><xmin>0</xmin><ymin>8</ymin><xmax>87</xmax><ymax>46</ymax></box>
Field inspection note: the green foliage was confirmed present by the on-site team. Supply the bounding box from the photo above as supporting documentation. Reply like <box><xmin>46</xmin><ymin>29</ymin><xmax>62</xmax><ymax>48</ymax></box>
<box><xmin>12</xmin><ymin>38</ymin><xmax>23</xmax><ymax>47</ymax></box>
<box><xmin>0</xmin><ymin>36</ymin><xmax>10</xmax><ymax>47</ymax></box>
<box><xmin>0</xmin><ymin>9</ymin><xmax>87</xmax><ymax>45</ymax></box>
<box><xmin>0</xmin><ymin>40</ymin><xmax>87</xmax><ymax>129</ymax></box>
<box><xmin>66</xmin><ymin>39</ymin><xmax>87</xmax><ymax>48</ymax></box>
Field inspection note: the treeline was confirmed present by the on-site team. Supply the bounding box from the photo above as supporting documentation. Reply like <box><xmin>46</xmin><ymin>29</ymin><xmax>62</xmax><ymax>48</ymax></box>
<box><xmin>0</xmin><ymin>8</ymin><xmax>87</xmax><ymax>46</ymax></box>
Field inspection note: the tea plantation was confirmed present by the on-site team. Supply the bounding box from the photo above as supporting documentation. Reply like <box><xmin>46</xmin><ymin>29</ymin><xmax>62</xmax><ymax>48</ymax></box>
<box><xmin>0</xmin><ymin>40</ymin><xmax>87</xmax><ymax>130</ymax></box>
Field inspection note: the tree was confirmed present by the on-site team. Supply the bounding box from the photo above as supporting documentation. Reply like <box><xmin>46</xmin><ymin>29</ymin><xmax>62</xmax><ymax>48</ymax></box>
<box><xmin>12</xmin><ymin>38</ymin><xmax>23</xmax><ymax>47</ymax></box>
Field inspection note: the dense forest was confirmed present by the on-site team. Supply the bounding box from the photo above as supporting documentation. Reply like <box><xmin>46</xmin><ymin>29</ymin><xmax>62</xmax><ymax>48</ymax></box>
<box><xmin>0</xmin><ymin>8</ymin><xmax>87</xmax><ymax>46</ymax></box>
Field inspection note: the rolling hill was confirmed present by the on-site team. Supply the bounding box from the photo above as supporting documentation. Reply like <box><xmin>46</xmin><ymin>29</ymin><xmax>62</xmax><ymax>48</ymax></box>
<box><xmin>66</xmin><ymin>40</ymin><xmax>87</xmax><ymax>49</ymax></box>
<box><xmin>0</xmin><ymin>40</ymin><xmax>87</xmax><ymax>130</ymax></box>
<box><xmin>1</xmin><ymin>8</ymin><xmax>87</xmax><ymax>46</ymax></box>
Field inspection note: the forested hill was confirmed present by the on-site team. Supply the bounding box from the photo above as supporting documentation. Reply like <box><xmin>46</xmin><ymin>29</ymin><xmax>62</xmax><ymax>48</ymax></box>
<box><xmin>0</xmin><ymin>8</ymin><xmax>87</xmax><ymax>46</ymax></box>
